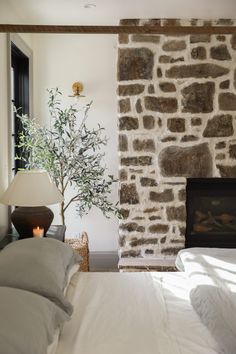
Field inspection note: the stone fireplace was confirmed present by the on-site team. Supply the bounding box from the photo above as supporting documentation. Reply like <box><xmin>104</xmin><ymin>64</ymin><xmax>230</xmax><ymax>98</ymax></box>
<box><xmin>117</xmin><ymin>18</ymin><xmax>236</xmax><ymax>266</ymax></box>
<box><xmin>186</xmin><ymin>178</ymin><xmax>236</xmax><ymax>248</ymax></box>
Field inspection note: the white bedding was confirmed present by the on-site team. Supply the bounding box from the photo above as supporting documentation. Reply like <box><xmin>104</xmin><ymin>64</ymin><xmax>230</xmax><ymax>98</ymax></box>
<box><xmin>56</xmin><ymin>272</ymin><xmax>219</xmax><ymax>354</ymax></box>
<box><xmin>177</xmin><ymin>248</ymin><xmax>236</xmax><ymax>354</ymax></box>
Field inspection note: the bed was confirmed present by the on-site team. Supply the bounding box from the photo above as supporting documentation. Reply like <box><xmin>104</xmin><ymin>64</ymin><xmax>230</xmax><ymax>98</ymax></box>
<box><xmin>0</xmin><ymin>238</ymin><xmax>234</xmax><ymax>354</ymax></box>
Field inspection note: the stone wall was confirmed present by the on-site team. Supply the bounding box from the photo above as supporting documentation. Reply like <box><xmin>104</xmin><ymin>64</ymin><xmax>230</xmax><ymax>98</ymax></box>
<box><xmin>118</xmin><ymin>19</ymin><xmax>236</xmax><ymax>259</ymax></box>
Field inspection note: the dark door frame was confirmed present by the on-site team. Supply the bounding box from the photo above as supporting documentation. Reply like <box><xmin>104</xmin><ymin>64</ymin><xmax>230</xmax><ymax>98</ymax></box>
<box><xmin>7</xmin><ymin>33</ymin><xmax>33</xmax><ymax>231</ymax></box>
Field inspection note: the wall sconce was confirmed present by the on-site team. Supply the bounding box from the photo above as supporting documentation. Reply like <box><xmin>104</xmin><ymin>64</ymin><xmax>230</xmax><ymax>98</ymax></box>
<box><xmin>69</xmin><ymin>81</ymin><xmax>85</xmax><ymax>98</ymax></box>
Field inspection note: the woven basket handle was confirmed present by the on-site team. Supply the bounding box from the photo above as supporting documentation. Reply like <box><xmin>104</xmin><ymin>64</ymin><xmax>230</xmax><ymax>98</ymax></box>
<box><xmin>80</xmin><ymin>231</ymin><xmax>89</xmax><ymax>244</ymax></box>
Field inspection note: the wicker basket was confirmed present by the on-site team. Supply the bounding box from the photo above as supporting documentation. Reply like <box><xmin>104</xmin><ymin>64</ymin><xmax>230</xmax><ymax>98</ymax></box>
<box><xmin>65</xmin><ymin>232</ymin><xmax>89</xmax><ymax>272</ymax></box>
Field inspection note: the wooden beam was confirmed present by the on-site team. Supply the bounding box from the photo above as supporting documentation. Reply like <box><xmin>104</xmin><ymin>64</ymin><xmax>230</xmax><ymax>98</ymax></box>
<box><xmin>0</xmin><ymin>24</ymin><xmax>236</xmax><ymax>34</ymax></box>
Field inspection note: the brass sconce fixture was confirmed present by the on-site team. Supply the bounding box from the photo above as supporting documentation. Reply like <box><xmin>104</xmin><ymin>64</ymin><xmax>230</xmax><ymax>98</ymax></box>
<box><xmin>69</xmin><ymin>81</ymin><xmax>85</xmax><ymax>97</ymax></box>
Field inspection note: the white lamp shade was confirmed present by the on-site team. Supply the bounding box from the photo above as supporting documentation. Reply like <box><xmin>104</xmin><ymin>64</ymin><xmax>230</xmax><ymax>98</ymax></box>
<box><xmin>0</xmin><ymin>170</ymin><xmax>64</xmax><ymax>206</ymax></box>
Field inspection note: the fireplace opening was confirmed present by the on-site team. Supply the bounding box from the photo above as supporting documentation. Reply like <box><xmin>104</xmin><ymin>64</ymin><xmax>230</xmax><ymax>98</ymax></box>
<box><xmin>186</xmin><ymin>178</ymin><xmax>236</xmax><ymax>248</ymax></box>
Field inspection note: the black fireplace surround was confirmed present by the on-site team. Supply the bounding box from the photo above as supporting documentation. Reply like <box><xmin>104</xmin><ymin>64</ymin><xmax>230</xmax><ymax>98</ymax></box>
<box><xmin>186</xmin><ymin>178</ymin><xmax>236</xmax><ymax>248</ymax></box>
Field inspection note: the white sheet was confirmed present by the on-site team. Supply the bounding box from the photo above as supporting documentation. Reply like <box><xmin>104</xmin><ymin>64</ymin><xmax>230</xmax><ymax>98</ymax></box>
<box><xmin>56</xmin><ymin>272</ymin><xmax>219</xmax><ymax>354</ymax></box>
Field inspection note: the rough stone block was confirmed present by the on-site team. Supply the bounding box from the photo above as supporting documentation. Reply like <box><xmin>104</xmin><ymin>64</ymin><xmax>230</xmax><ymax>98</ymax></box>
<box><xmin>167</xmin><ymin>118</ymin><xmax>185</xmax><ymax>132</ymax></box>
<box><xmin>181</xmin><ymin>82</ymin><xmax>215</xmax><ymax>113</ymax></box>
<box><xmin>149</xmin><ymin>215</ymin><xmax>161</xmax><ymax>221</ymax></box>
<box><xmin>119</xmin><ymin>98</ymin><xmax>131</xmax><ymax>113</ymax></box>
<box><xmin>119</xmin><ymin>208</ymin><xmax>130</xmax><ymax>219</ymax></box>
<box><xmin>216</xmin><ymin>35</ymin><xmax>226</xmax><ymax>42</ymax></box>
<box><xmin>149</xmin><ymin>189</ymin><xmax>174</xmax><ymax>202</ymax></box>
<box><xmin>159</xmin><ymin>55</ymin><xmax>184</xmax><ymax>63</ymax></box>
<box><xmin>133</xmin><ymin>138</ymin><xmax>155</xmax><ymax>152</ymax></box>
<box><xmin>118</xmin><ymin>48</ymin><xmax>154</xmax><ymax>81</ymax></box>
<box><xmin>118</xmin><ymin>84</ymin><xmax>145</xmax><ymax>96</ymax></box>
<box><xmin>217</xmin><ymin>165</ymin><xmax>236</xmax><ymax>177</ymax></box>
<box><xmin>160</xmin><ymin>236</ymin><xmax>167</xmax><ymax>244</ymax></box>
<box><xmin>191</xmin><ymin>117</ymin><xmax>202</xmax><ymax>126</ymax></box>
<box><xmin>140</xmin><ymin>177</ymin><xmax>157</xmax><ymax>187</ymax></box>
<box><xmin>190</xmin><ymin>34</ymin><xmax>211</xmax><ymax>43</ymax></box>
<box><xmin>181</xmin><ymin>135</ymin><xmax>199</xmax><ymax>142</ymax></box>
<box><xmin>132</xmin><ymin>216</ymin><xmax>145</xmax><ymax>221</ymax></box>
<box><xmin>119</xmin><ymin>169</ymin><xmax>128</xmax><ymax>181</ymax></box>
<box><xmin>119</xmin><ymin>235</ymin><xmax>126</xmax><ymax>247</ymax></box>
<box><xmin>161</xmin><ymin>136</ymin><xmax>177</xmax><ymax>142</ymax></box>
<box><xmin>166</xmin><ymin>206</ymin><xmax>186</xmax><ymax>221</ymax></box>
<box><xmin>121</xmin><ymin>156</ymin><xmax>152</xmax><ymax>166</ymax></box>
<box><xmin>144</xmin><ymin>96</ymin><xmax>177</xmax><ymax>113</ymax></box>
<box><xmin>159</xmin><ymin>55</ymin><xmax>172</xmax><ymax>63</ymax></box>
<box><xmin>118</xmin><ymin>33</ymin><xmax>129</xmax><ymax>44</ymax></box>
<box><xmin>143</xmin><ymin>115</ymin><xmax>155</xmax><ymax>129</ymax></box>
<box><xmin>120</xmin><ymin>183</ymin><xmax>139</xmax><ymax>204</ymax></box>
<box><xmin>120</xmin><ymin>223</ymin><xmax>145</xmax><ymax>233</ymax></box>
<box><xmin>163</xmin><ymin>19</ymin><xmax>181</xmax><ymax>26</ymax></box>
<box><xmin>162</xmin><ymin>40</ymin><xmax>186</xmax><ymax>51</ymax></box>
<box><xmin>161</xmin><ymin>247</ymin><xmax>183</xmax><ymax>255</ymax></box>
<box><xmin>132</xmin><ymin>34</ymin><xmax>160</xmax><ymax>43</ymax></box>
<box><xmin>216</xmin><ymin>19</ymin><xmax>234</xmax><ymax>25</ymax></box>
<box><xmin>120</xmin><ymin>19</ymin><xmax>140</xmax><ymax>25</ymax></box>
<box><xmin>219</xmin><ymin>93</ymin><xmax>236</xmax><ymax>110</ymax></box>
<box><xmin>229</xmin><ymin>144</ymin><xmax>236</xmax><ymax>159</ymax></box>
<box><xmin>121</xmin><ymin>250</ymin><xmax>141</xmax><ymax>258</ymax></box>
<box><xmin>215</xmin><ymin>141</ymin><xmax>226</xmax><ymax>149</ymax></box>
<box><xmin>210</xmin><ymin>45</ymin><xmax>231</xmax><ymax>60</ymax></box>
<box><xmin>231</xmin><ymin>34</ymin><xmax>236</xmax><ymax>50</ymax></box>
<box><xmin>119</xmin><ymin>134</ymin><xmax>128</xmax><ymax>151</ymax></box>
<box><xmin>171</xmin><ymin>57</ymin><xmax>185</xmax><ymax>63</ymax></box>
<box><xmin>119</xmin><ymin>116</ymin><xmax>139</xmax><ymax>130</ymax></box>
<box><xmin>144</xmin><ymin>207</ymin><xmax>159</xmax><ymax>213</ymax></box>
<box><xmin>157</xmin><ymin>68</ymin><xmax>162</xmax><ymax>78</ymax></box>
<box><xmin>178</xmin><ymin>189</ymin><xmax>186</xmax><ymax>201</ymax></box>
<box><xmin>135</xmin><ymin>99</ymin><xmax>143</xmax><ymax>114</ymax></box>
<box><xmin>149</xmin><ymin>224</ymin><xmax>169</xmax><ymax>233</ymax></box>
<box><xmin>166</xmin><ymin>63</ymin><xmax>229</xmax><ymax>79</ymax></box>
<box><xmin>216</xmin><ymin>153</ymin><xmax>225</xmax><ymax>160</ymax></box>
<box><xmin>203</xmin><ymin>114</ymin><xmax>233</xmax><ymax>137</ymax></box>
<box><xmin>159</xmin><ymin>143</ymin><xmax>212</xmax><ymax>177</ymax></box>
<box><xmin>148</xmin><ymin>84</ymin><xmax>155</xmax><ymax>94</ymax></box>
<box><xmin>130</xmin><ymin>238</ymin><xmax>157</xmax><ymax>247</ymax></box>
<box><xmin>219</xmin><ymin>80</ymin><xmax>230</xmax><ymax>89</ymax></box>
<box><xmin>191</xmin><ymin>46</ymin><xmax>207</xmax><ymax>60</ymax></box>
<box><xmin>145</xmin><ymin>249</ymin><xmax>154</xmax><ymax>254</ymax></box>
<box><xmin>142</xmin><ymin>19</ymin><xmax>161</xmax><ymax>26</ymax></box>
<box><xmin>159</xmin><ymin>82</ymin><xmax>176</xmax><ymax>92</ymax></box>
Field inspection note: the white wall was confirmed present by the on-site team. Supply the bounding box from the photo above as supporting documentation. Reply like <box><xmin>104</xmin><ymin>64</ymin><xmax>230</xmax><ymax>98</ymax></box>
<box><xmin>32</xmin><ymin>34</ymin><xmax>119</xmax><ymax>252</ymax></box>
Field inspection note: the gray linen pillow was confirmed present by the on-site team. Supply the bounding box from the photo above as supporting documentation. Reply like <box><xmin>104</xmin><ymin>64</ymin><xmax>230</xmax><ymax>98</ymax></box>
<box><xmin>0</xmin><ymin>237</ymin><xmax>81</xmax><ymax>315</ymax></box>
<box><xmin>0</xmin><ymin>286</ymin><xmax>69</xmax><ymax>354</ymax></box>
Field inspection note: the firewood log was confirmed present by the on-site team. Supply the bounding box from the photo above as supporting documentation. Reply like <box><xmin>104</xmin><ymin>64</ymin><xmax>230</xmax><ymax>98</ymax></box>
<box><xmin>195</xmin><ymin>210</ymin><xmax>208</xmax><ymax>223</ymax></box>
<box><xmin>193</xmin><ymin>224</ymin><xmax>212</xmax><ymax>233</ymax></box>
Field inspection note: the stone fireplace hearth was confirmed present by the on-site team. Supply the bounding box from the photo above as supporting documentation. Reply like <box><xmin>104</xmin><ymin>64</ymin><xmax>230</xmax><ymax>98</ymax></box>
<box><xmin>117</xmin><ymin>18</ymin><xmax>236</xmax><ymax>265</ymax></box>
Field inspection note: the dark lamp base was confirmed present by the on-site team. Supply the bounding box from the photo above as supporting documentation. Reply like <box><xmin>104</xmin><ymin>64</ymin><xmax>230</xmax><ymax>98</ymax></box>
<box><xmin>11</xmin><ymin>206</ymin><xmax>54</xmax><ymax>239</ymax></box>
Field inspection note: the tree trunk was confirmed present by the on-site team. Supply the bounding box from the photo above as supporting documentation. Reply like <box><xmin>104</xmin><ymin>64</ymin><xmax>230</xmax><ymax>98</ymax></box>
<box><xmin>60</xmin><ymin>201</ymin><xmax>65</xmax><ymax>225</ymax></box>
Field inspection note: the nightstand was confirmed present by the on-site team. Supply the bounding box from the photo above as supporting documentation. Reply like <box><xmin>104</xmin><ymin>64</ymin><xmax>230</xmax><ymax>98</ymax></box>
<box><xmin>0</xmin><ymin>225</ymin><xmax>66</xmax><ymax>250</ymax></box>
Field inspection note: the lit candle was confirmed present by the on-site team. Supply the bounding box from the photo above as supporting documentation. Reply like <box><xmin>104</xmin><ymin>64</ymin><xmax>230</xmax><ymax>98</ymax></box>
<box><xmin>33</xmin><ymin>226</ymin><xmax>44</xmax><ymax>238</ymax></box>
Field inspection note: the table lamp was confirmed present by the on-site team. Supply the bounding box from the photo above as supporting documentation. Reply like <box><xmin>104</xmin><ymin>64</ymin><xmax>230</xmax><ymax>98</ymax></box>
<box><xmin>0</xmin><ymin>170</ymin><xmax>64</xmax><ymax>238</ymax></box>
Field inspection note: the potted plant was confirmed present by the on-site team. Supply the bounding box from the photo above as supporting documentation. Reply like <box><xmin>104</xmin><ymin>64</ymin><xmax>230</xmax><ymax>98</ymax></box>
<box><xmin>15</xmin><ymin>88</ymin><xmax>119</xmax><ymax>226</ymax></box>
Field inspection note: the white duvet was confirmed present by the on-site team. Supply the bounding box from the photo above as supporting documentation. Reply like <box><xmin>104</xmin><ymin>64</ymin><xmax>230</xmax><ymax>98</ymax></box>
<box><xmin>177</xmin><ymin>248</ymin><xmax>236</xmax><ymax>354</ymax></box>
<box><xmin>56</xmin><ymin>272</ymin><xmax>219</xmax><ymax>354</ymax></box>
